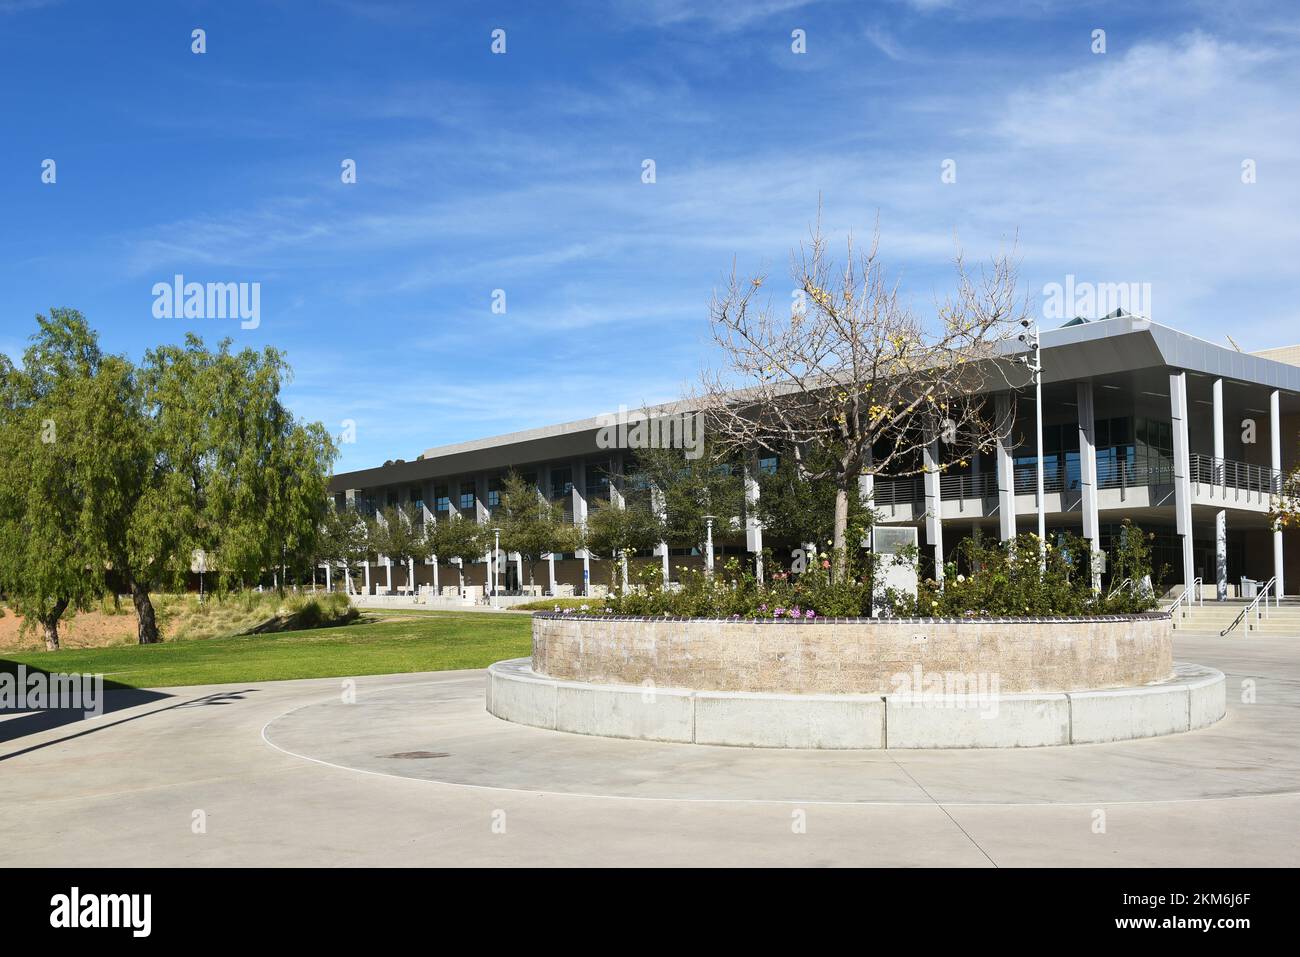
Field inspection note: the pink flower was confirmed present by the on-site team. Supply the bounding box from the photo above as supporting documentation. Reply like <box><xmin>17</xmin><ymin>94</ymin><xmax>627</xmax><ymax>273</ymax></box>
<box><xmin>774</xmin><ymin>607</ymin><xmax>786</xmax><ymax>617</ymax></box>
<box><xmin>805</xmin><ymin>609</ymin><xmax>815</xmax><ymax>619</ymax></box>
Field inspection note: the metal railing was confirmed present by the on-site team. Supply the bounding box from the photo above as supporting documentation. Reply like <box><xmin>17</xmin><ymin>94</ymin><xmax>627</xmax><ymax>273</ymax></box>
<box><xmin>1169</xmin><ymin>577</ymin><xmax>1203</xmax><ymax>623</ymax></box>
<box><xmin>1190</xmin><ymin>454</ymin><xmax>1281</xmax><ymax>496</ymax></box>
<box><xmin>938</xmin><ymin>471</ymin><xmax>998</xmax><ymax>501</ymax></box>
<box><xmin>1220</xmin><ymin>576</ymin><xmax>1279</xmax><ymax>637</ymax></box>
<box><xmin>873</xmin><ymin>451</ymin><xmax>1280</xmax><ymax>507</ymax></box>
<box><xmin>1107</xmin><ymin>577</ymin><xmax>1134</xmax><ymax>600</ymax></box>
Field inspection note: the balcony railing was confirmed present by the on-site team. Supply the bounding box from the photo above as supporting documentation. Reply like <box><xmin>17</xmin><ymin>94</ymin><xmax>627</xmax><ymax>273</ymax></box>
<box><xmin>872</xmin><ymin>453</ymin><xmax>1279</xmax><ymax>506</ymax></box>
<box><xmin>1189</xmin><ymin>453</ymin><xmax>1280</xmax><ymax>495</ymax></box>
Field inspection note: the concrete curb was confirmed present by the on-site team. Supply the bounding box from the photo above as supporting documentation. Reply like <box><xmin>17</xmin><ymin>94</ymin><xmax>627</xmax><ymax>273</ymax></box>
<box><xmin>486</xmin><ymin>659</ymin><xmax>1226</xmax><ymax>750</ymax></box>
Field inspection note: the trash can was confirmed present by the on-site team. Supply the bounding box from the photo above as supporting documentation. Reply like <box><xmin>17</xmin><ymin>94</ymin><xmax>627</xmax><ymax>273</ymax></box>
<box><xmin>1240</xmin><ymin>577</ymin><xmax>1258</xmax><ymax>600</ymax></box>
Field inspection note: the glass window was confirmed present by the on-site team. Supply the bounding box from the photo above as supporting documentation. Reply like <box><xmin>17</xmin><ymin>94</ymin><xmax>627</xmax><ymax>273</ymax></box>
<box><xmin>550</xmin><ymin>467</ymin><xmax>573</xmax><ymax>499</ymax></box>
<box><xmin>434</xmin><ymin>485</ymin><xmax>450</xmax><ymax>512</ymax></box>
<box><xmin>459</xmin><ymin>482</ymin><xmax>476</xmax><ymax>510</ymax></box>
<box><xmin>759</xmin><ymin>456</ymin><xmax>778</xmax><ymax>475</ymax></box>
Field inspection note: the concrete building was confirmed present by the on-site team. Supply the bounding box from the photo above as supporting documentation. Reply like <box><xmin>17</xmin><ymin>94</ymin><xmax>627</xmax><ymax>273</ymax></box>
<box><xmin>329</xmin><ymin>314</ymin><xmax>1300</xmax><ymax>600</ymax></box>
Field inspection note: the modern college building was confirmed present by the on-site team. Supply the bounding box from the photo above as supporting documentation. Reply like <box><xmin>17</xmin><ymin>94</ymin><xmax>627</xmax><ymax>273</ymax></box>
<box><xmin>329</xmin><ymin>313</ymin><xmax>1300</xmax><ymax>600</ymax></box>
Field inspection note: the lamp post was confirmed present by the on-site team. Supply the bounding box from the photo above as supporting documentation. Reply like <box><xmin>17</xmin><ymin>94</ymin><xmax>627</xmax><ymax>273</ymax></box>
<box><xmin>492</xmin><ymin>526</ymin><xmax>501</xmax><ymax>606</ymax></box>
<box><xmin>1018</xmin><ymin>318</ymin><xmax>1047</xmax><ymax>568</ymax></box>
<box><xmin>704</xmin><ymin>515</ymin><xmax>716</xmax><ymax>576</ymax></box>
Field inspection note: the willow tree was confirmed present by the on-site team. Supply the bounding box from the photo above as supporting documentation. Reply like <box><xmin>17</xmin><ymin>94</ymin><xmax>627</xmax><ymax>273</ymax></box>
<box><xmin>700</xmin><ymin>217</ymin><xmax>1026</xmax><ymax>577</ymax></box>
<box><xmin>0</xmin><ymin>312</ymin><xmax>110</xmax><ymax>649</ymax></box>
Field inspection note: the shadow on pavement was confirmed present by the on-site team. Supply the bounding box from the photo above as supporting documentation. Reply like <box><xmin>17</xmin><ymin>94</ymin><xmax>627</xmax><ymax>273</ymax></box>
<box><xmin>1</xmin><ymin>659</ymin><xmax>257</xmax><ymax>759</ymax></box>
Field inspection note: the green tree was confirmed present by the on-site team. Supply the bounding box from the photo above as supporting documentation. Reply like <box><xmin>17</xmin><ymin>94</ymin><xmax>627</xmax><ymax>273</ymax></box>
<box><xmin>368</xmin><ymin>504</ymin><xmax>426</xmax><ymax>589</ymax></box>
<box><xmin>0</xmin><ymin>311</ymin><xmax>111</xmax><ymax>648</ymax></box>
<box><xmin>583</xmin><ymin>497</ymin><xmax>664</xmax><ymax>592</ymax></box>
<box><xmin>317</xmin><ymin>506</ymin><xmax>371</xmax><ymax>593</ymax></box>
<box><xmin>100</xmin><ymin>335</ymin><xmax>336</xmax><ymax>640</ymax></box>
<box><xmin>496</xmin><ymin>471</ymin><xmax>579</xmax><ymax>593</ymax></box>
<box><xmin>756</xmin><ymin>446</ymin><xmax>874</xmax><ymax>550</ymax></box>
<box><xmin>627</xmin><ymin>444</ymin><xmax>745</xmax><ymax>557</ymax></box>
<box><xmin>426</xmin><ymin>512</ymin><xmax>487</xmax><ymax>596</ymax></box>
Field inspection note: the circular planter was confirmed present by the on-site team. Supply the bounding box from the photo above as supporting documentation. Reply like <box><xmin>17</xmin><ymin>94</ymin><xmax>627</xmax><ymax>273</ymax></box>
<box><xmin>530</xmin><ymin>612</ymin><xmax>1175</xmax><ymax>695</ymax></box>
<box><xmin>484</xmin><ymin>612</ymin><xmax>1225</xmax><ymax>749</ymax></box>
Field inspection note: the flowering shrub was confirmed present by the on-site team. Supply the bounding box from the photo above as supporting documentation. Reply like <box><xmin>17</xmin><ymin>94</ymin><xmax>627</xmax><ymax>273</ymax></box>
<box><xmin>575</xmin><ymin>529</ymin><xmax>1158</xmax><ymax>620</ymax></box>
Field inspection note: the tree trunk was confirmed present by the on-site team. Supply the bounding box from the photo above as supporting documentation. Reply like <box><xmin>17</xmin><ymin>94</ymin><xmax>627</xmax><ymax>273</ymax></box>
<box><xmin>131</xmin><ymin>581</ymin><xmax>162</xmax><ymax>644</ymax></box>
<box><xmin>832</xmin><ymin>480</ymin><xmax>850</xmax><ymax>581</ymax></box>
<box><xmin>39</xmin><ymin>598</ymin><xmax>69</xmax><ymax>651</ymax></box>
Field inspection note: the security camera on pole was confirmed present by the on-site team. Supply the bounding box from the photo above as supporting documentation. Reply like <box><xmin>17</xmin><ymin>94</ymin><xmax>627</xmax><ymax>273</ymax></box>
<box><xmin>1017</xmin><ymin>318</ymin><xmax>1047</xmax><ymax>570</ymax></box>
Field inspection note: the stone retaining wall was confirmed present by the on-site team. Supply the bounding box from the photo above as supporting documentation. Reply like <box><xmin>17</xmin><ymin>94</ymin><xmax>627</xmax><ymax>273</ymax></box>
<box><xmin>531</xmin><ymin>613</ymin><xmax>1173</xmax><ymax>695</ymax></box>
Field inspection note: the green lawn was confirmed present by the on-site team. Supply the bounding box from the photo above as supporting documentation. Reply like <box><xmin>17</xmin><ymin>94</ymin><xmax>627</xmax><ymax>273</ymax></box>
<box><xmin>0</xmin><ymin>611</ymin><xmax>532</xmax><ymax>689</ymax></box>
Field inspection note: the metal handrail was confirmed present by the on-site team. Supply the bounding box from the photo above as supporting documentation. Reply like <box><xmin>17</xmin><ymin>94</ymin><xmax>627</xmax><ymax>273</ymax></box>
<box><xmin>1221</xmin><ymin>576</ymin><xmax>1278</xmax><ymax>637</ymax></box>
<box><xmin>1169</xmin><ymin>577</ymin><xmax>1203</xmax><ymax>622</ymax></box>
<box><xmin>1190</xmin><ymin>453</ymin><xmax>1282</xmax><ymax>494</ymax></box>
<box><xmin>1107</xmin><ymin>577</ymin><xmax>1134</xmax><ymax>600</ymax></box>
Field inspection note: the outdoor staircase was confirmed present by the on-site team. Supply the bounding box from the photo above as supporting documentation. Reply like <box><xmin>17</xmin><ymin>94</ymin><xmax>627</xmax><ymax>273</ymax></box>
<box><xmin>1167</xmin><ymin>597</ymin><xmax>1300</xmax><ymax>638</ymax></box>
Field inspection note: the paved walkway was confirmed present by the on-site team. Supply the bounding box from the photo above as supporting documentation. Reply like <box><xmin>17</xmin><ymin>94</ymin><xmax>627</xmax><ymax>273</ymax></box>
<box><xmin>1</xmin><ymin>634</ymin><xmax>1297</xmax><ymax>866</ymax></box>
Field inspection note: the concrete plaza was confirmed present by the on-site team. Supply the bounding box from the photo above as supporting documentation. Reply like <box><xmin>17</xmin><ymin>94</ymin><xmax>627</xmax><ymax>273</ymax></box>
<box><xmin>1</xmin><ymin>632</ymin><xmax>1296</xmax><ymax>867</ymax></box>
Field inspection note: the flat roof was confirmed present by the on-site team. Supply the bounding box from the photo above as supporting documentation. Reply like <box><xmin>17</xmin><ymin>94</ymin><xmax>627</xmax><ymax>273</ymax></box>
<box><xmin>330</xmin><ymin>315</ymin><xmax>1300</xmax><ymax>491</ymax></box>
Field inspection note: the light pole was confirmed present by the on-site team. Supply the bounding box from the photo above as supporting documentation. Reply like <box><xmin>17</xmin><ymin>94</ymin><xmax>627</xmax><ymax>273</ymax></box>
<box><xmin>492</xmin><ymin>527</ymin><xmax>501</xmax><ymax>606</ymax></box>
<box><xmin>1018</xmin><ymin>317</ymin><xmax>1047</xmax><ymax>568</ymax></box>
<box><xmin>704</xmin><ymin>515</ymin><xmax>716</xmax><ymax>576</ymax></box>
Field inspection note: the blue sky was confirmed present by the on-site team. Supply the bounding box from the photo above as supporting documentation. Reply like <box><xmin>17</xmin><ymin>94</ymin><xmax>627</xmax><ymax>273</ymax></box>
<box><xmin>2</xmin><ymin>0</ymin><xmax>1297</xmax><ymax>473</ymax></box>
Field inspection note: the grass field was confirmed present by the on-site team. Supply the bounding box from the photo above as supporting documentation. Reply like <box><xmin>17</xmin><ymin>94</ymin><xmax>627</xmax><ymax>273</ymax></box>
<box><xmin>0</xmin><ymin>610</ymin><xmax>532</xmax><ymax>689</ymax></box>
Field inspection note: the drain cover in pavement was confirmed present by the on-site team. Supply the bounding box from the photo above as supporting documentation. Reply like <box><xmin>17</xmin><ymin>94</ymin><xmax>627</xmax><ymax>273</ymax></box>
<box><xmin>383</xmin><ymin>751</ymin><xmax>450</xmax><ymax>759</ymax></box>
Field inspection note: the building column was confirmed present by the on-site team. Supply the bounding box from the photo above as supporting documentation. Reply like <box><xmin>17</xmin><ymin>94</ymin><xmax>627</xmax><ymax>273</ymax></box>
<box><xmin>923</xmin><ymin>440</ymin><xmax>944</xmax><ymax>583</ymax></box>
<box><xmin>1272</xmin><ymin>389</ymin><xmax>1285</xmax><ymax>596</ymax></box>
<box><xmin>324</xmin><ymin>563</ymin><xmax>332</xmax><ymax>591</ymax></box>
<box><xmin>572</xmin><ymin>460</ymin><xmax>590</xmax><ymax>595</ymax></box>
<box><xmin>363</xmin><ymin>561</ymin><xmax>371</xmax><ymax>595</ymax></box>
<box><xmin>995</xmin><ymin>392</ymin><xmax>1017</xmax><ymax>542</ymax></box>
<box><xmin>1170</xmin><ymin>372</ymin><xmax>1196</xmax><ymax>592</ymax></box>
<box><xmin>745</xmin><ymin>456</ymin><xmax>764</xmax><ymax>583</ymax></box>
<box><xmin>407</xmin><ymin>557</ymin><xmax>415</xmax><ymax>595</ymax></box>
<box><xmin>384</xmin><ymin>557</ymin><xmax>392</xmax><ymax>593</ymax></box>
<box><xmin>1077</xmin><ymin>381</ymin><xmax>1101</xmax><ymax>591</ymax></box>
<box><xmin>859</xmin><ymin>445</ymin><xmax>875</xmax><ymax>547</ymax></box>
<box><xmin>1213</xmin><ymin>379</ymin><xmax>1228</xmax><ymax>601</ymax></box>
<box><xmin>651</xmin><ymin>483</ymin><xmax>669</xmax><ymax>585</ymax></box>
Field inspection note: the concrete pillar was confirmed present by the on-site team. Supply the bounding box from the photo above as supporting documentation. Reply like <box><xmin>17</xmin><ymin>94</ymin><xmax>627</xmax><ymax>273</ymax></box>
<box><xmin>1272</xmin><ymin>389</ymin><xmax>1285</xmax><ymax>596</ymax></box>
<box><xmin>923</xmin><ymin>440</ymin><xmax>944</xmax><ymax>583</ymax></box>
<box><xmin>995</xmin><ymin>392</ymin><xmax>1017</xmax><ymax>542</ymax></box>
<box><xmin>324</xmin><ymin>563</ymin><xmax>332</xmax><ymax>591</ymax></box>
<box><xmin>407</xmin><ymin>557</ymin><xmax>415</xmax><ymax>595</ymax></box>
<box><xmin>1077</xmin><ymin>381</ymin><xmax>1100</xmax><ymax>591</ymax></box>
<box><xmin>546</xmin><ymin>553</ymin><xmax>556</xmax><ymax>595</ymax></box>
<box><xmin>384</xmin><ymin>557</ymin><xmax>392</xmax><ymax>594</ymax></box>
<box><xmin>363</xmin><ymin>561</ymin><xmax>371</xmax><ymax>595</ymax></box>
<box><xmin>572</xmin><ymin>459</ymin><xmax>590</xmax><ymax>594</ymax></box>
<box><xmin>1170</xmin><ymin>372</ymin><xmax>1195</xmax><ymax>591</ymax></box>
<box><xmin>651</xmin><ymin>483</ymin><xmax>669</xmax><ymax>585</ymax></box>
<box><xmin>745</xmin><ymin>457</ymin><xmax>764</xmax><ymax>583</ymax></box>
<box><xmin>344</xmin><ymin>565</ymin><xmax>353</xmax><ymax>596</ymax></box>
<box><xmin>1213</xmin><ymin>379</ymin><xmax>1228</xmax><ymax>601</ymax></box>
<box><xmin>432</xmin><ymin>554</ymin><xmax>439</xmax><ymax>596</ymax></box>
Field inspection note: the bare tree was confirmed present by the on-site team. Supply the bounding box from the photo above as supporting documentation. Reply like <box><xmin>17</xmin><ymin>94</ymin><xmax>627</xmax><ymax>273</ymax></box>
<box><xmin>699</xmin><ymin>215</ymin><xmax>1028</xmax><ymax>577</ymax></box>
